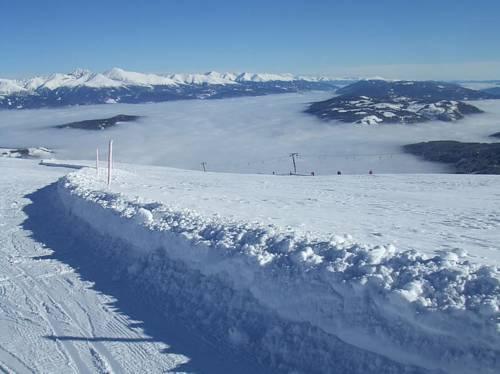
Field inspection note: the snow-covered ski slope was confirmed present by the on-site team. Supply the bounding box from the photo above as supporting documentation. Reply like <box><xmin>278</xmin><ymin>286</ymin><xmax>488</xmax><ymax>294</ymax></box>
<box><xmin>1</xmin><ymin>158</ymin><xmax>499</xmax><ymax>373</ymax></box>
<box><xmin>0</xmin><ymin>159</ymin><xmax>267</xmax><ymax>374</ymax></box>
<box><xmin>59</xmin><ymin>162</ymin><xmax>499</xmax><ymax>373</ymax></box>
<box><xmin>87</xmin><ymin>163</ymin><xmax>500</xmax><ymax>266</ymax></box>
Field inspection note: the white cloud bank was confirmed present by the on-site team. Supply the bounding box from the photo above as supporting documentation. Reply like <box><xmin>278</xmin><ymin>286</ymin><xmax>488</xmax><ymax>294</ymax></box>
<box><xmin>1</xmin><ymin>92</ymin><xmax>499</xmax><ymax>175</ymax></box>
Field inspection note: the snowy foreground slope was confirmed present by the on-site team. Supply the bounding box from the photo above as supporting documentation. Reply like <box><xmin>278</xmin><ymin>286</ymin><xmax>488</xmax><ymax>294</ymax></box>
<box><xmin>57</xmin><ymin>162</ymin><xmax>499</xmax><ymax>374</ymax></box>
<box><xmin>1</xmin><ymin>158</ymin><xmax>499</xmax><ymax>373</ymax></box>
<box><xmin>91</xmin><ymin>164</ymin><xmax>500</xmax><ymax>266</ymax></box>
<box><xmin>0</xmin><ymin>159</ymin><xmax>265</xmax><ymax>374</ymax></box>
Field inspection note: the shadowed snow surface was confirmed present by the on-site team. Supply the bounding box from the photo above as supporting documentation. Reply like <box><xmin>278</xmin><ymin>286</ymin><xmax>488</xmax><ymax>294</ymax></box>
<box><xmin>0</xmin><ymin>159</ymin><xmax>267</xmax><ymax>373</ymax></box>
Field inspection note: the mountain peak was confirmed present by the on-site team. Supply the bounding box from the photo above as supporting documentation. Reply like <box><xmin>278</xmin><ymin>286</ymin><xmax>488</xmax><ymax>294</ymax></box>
<box><xmin>1</xmin><ymin>68</ymin><xmax>339</xmax><ymax>92</ymax></box>
<box><xmin>69</xmin><ymin>68</ymin><xmax>92</xmax><ymax>78</ymax></box>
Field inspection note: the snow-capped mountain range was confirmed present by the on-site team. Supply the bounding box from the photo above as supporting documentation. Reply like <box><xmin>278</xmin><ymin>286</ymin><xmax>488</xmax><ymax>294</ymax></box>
<box><xmin>0</xmin><ymin>68</ymin><xmax>341</xmax><ymax>109</ymax></box>
<box><xmin>0</xmin><ymin>68</ymin><xmax>336</xmax><ymax>94</ymax></box>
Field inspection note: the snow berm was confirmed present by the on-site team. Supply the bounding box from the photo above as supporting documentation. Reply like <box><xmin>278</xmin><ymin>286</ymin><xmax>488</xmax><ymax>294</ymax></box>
<box><xmin>57</xmin><ymin>167</ymin><xmax>499</xmax><ymax>374</ymax></box>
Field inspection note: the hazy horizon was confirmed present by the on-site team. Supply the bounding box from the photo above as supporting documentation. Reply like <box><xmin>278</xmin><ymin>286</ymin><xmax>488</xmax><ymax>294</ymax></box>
<box><xmin>2</xmin><ymin>63</ymin><xmax>500</xmax><ymax>82</ymax></box>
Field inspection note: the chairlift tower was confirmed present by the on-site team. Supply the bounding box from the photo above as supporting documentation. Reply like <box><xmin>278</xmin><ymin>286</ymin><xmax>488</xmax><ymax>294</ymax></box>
<box><xmin>289</xmin><ymin>153</ymin><xmax>299</xmax><ymax>174</ymax></box>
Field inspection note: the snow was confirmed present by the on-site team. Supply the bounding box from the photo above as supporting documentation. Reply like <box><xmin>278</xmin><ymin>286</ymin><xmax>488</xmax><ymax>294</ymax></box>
<box><xmin>358</xmin><ymin>115</ymin><xmax>383</xmax><ymax>125</ymax></box>
<box><xmin>36</xmin><ymin>70</ymin><xmax>125</xmax><ymax>90</ymax></box>
<box><xmin>0</xmin><ymin>79</ymin><xmax>27</xmax><ymax>95</ymax></box>
<box><xmin>235</xmin><ymin>72</ymin><xmax>296</xmax><ymax>82</ymax></box>
<box><xmin>104</xmin><ymin>67</ymin><xmax>177</xmax><ymax>87</ymax></box>
<box><xmin>167</xmin><ymin>72</ymin><xmax>237</xmax><ymax>85</ymax></box>
<box><xmin>0</xmin><ymin>147</ymin><xmax>54</xmax><ymax>158</ymax></box>
<box><xmin>1</xmin><ymin>155</ymin><xmax>499</xmax><ymax>373</ymax></box>
<box><xmin>61</xmin><ymin>162</ymin><xmax>500</xmax><ymax>267</ymax></box>
<box><xmin>52</xmin><ymin>163</ymin><xmax>499</xmax><ymax>374</ymax></box>
<box><xmin>419</xmin><ymin>103</ymin><xmax>447</xmax><ymax>115</ymax></box>
<box><xmin>22</xmin><ymin>76</ymin><xmax>46</xmax><ymax>91</ymax></box>
<box><xmin>38</xmin><ymin>72</ymin><xmax>86</xmax><ymax>90</ymax></box>
<box><xmin>1</xmin><ymin>71</ymin><xmax>500</xmax><ymax>372</ymax></box>
<box><xmin>80</xmin><ymin>73</ymin><xmax>126</xmax><ymax>88</ymax></box>
<box><xmin>373</xmin><ymin>102</ymin><xmax>402</xmax><ymax>110</ymax></box>
<box><xmin>0</xmin><ymin>158</ymin><xmax>265</xmax><ymax>374</ymax></box>
<box><xmin>0</xmin><ymin>68</ymin><xmax>336</xmax><ymax>92</ymax></box>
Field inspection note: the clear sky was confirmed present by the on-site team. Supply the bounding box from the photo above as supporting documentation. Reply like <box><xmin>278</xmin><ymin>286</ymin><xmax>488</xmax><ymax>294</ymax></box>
<box><xmin>1</xmin><ymin>0</ymin><xmax>499</xmax><ymax>80</ymax></box>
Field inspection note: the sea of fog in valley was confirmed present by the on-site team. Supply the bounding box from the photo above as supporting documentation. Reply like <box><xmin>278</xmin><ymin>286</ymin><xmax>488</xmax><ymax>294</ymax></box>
<box><xmin>1</xmin><ymin>92</ymin><xmax>500</xmax><ymax>175</ymax></box>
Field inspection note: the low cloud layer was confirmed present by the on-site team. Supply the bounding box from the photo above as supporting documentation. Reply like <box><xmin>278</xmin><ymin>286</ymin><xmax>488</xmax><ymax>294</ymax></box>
<box><xmin>1</xmin><ymin>92</ymin><xmax>499</xmax><ymax>175</ymax></box>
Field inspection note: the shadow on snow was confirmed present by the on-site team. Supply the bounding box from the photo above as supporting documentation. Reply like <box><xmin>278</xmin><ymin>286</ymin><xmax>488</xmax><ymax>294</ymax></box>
<box><xmin>22</xmin><ymin>182</ymin><xmax>267</xmax><ymax>374</ymax></box>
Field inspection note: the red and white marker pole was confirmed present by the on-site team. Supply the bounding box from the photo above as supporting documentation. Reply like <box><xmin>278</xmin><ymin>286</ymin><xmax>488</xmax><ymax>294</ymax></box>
<box><xmin>107</xmin><ymin>140</ymin><xmax>113</xmax><ymax>187</ymax></box>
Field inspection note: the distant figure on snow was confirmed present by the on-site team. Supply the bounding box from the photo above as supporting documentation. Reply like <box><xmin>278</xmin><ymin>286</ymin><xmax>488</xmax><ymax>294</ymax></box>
<box><xmin>311</xmin><ymin>171</ymin><xmax>315</xmax><ymax>176</ymax></box>
<box><xmin>337</xmin><ymin>171</ymin><xmax>342</xmax><ymax>175</ymax></box>
<box><xmin>369</xmin><ymin>170</ymin><xmax>373</xmax><ymax>175</ymax></box>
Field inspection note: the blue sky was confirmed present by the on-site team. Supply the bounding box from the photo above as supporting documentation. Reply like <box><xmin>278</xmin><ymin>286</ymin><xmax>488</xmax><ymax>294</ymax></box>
<box><xmin>1</xmin><ymin>0</ymin><xmax>499</xmax><ymax>79</ymax></box>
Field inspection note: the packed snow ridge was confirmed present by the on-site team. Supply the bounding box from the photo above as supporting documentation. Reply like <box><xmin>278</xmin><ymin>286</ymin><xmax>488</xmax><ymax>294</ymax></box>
<box><xmin>57</xmin><ymin>166</ymin><xmax>500</xmax><ymax>374</ymax></box>
<box><xmin>0</xmin><ymin>68</ymin><xmax>335</xmax><ymax>94</ymax></box>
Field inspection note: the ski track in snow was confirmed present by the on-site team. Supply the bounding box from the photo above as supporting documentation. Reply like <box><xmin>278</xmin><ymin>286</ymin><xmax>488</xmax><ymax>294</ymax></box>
<box><xmin>0</xmin><ymin>158</ymin><xmax>265</xmax><ymax>373</ymax></box>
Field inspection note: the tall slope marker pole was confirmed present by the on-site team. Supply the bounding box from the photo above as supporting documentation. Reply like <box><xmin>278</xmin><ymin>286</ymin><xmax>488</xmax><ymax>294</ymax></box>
<box><xmin>96</xmin><ymin>147</ymin><xmax>100</xmax><ymax>177</ymax></box>
<box><xmin>107</xmin><ymin>140</ymin><xmax>113</xmax><ymax>187</ymax></box>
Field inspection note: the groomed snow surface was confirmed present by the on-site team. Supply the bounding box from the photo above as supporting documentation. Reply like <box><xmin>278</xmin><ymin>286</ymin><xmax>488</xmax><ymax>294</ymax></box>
<box><xmin>0</xmin><ymin>159</ymin><xmax>267</xmax><ymax>374</ymax></box>
<box><xmin>1</xmin><ymin>158</ymin><xmax>499</xmax><ymax>373</ymax></box>
<box><xmin>55</xmin><ymin>162</ymin><xmax>498</xmax><ymax>373</ymax></box>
